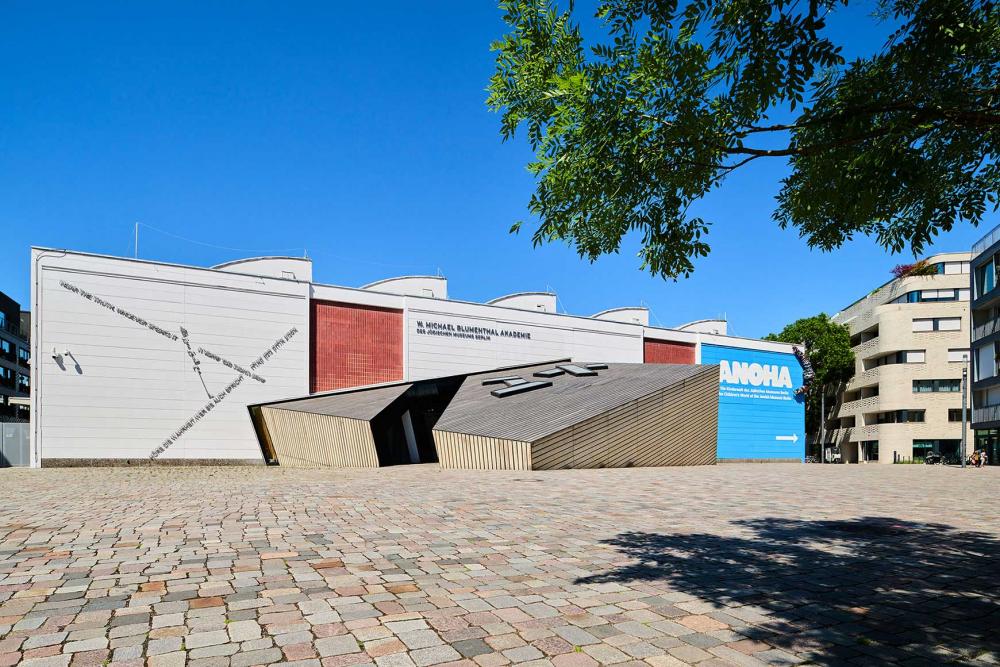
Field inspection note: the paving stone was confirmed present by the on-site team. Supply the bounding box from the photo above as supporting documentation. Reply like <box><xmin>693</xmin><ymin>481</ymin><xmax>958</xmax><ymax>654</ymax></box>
<box><xmin>316</xmin><ymin>635</ymin><xmax>363</xmax><ymax>657</ymax></box>
<box><xmin>375</xmin><ymin>653</ymin><xmax>416</xmax><ymax>667</ymax></box>
<box><xmin>550</xmin><ymin>654</ymin><xmax>598</xmax><ymax>667</ymax></box>
<box><xmin>411</xmin><ymin>645</ymin><xmax>463</xmax><ymax>666</ymax></box>
<box><xmin>63</xmin><ymin>638</ymin><xmax>108</xmax><ymax>653</ymax></box>
<box><xmin>552</xmin><ymin>627</ymin><xmax>599</xmax><ymax>647</ymax></box>
<box><xmin>147</xmin><ymin>638</ymin><xmax>183</xmax><ymax>655</ymax></box>
<box><xmin>0</xmin><ymin>464</ymin><xmax>992</xmax><ymax>667</ymax></box>
<box><xmin>228</xmin><ymin>619</ymin><xmax>263</xmax><ymax>641</ymax></box>
<box><xmin>453</xmin><ymin>639</ymin><xmax>493</xmax><ymax>658</ymax></box>
<box><xmin>146</xmin><ymin>652</ymin><xmax>186</xmax><ymax>667</ymax></box>
<box><xmin>502</xmin><ymin>645</ymin><xmax>544</xmax><ymax>663</ymax></box>
<box><xmin>23</xmin><ymin>633</ymin><xmax>68</xmax><ymax>650</ymax></box>
<box><xmin>232</xmin><ymin>648</ymin><xmax>285</xmax><ymax>667</ymax></box>
<box><xmin>111</xmin><ymin>645</ymin><xmax>144</xmax><ymax>662</ymax></box>
<box><xmin>581</xmin><ymin>643</ymin><xmax>630</xmax><ymax>663</ymax></box>
<box><xmin>399</xmin><ymin>630</ymin><xmax>444</xmax><ymax>650</ymax></box>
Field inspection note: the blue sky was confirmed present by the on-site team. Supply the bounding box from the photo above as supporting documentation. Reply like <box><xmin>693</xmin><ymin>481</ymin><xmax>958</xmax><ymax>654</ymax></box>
<box><xmin>0</xmin><ymin>2</ymin><xmax>992</xmax><ymax>338</ymax></box>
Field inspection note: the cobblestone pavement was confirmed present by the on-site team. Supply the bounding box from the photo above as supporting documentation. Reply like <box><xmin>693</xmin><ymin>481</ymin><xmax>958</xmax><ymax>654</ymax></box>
<box><xmin>0</xmin><ymin>464</ymin><xmax>998</xmax><ymax>667</ymax></box>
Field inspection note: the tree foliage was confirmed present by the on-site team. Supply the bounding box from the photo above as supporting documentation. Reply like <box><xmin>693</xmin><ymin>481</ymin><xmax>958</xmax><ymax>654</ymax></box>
<box><xmin>488</xmin><ymin>0</ymin><xmax>999</xmax><ymax>279</ymax></box>
<box><xmin>765</xmin><ymin>313</ymin><xmax>854</xmax><ymax>438</ymax></box>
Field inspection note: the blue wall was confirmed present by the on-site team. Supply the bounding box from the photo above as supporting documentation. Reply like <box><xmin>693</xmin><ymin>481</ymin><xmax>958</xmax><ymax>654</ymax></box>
<box><xmin>700</xmin><ymin>344</ymin><xmax>806</xmax><ymax>460</ymax></box>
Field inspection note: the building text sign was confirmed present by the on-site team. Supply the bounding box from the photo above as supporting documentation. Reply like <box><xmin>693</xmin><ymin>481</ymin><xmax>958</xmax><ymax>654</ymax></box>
<box><xmin>414</xmin><ymin>319</ymin><xmax>532</xmax><ymax>342</ymax></box>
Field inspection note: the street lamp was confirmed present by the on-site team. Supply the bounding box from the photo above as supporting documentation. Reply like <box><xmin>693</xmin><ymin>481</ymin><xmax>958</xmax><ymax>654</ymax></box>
<box><xmin>961</xmin><ymin>354</ymin><xmax>969</xmax><ymax>468</ymax></box>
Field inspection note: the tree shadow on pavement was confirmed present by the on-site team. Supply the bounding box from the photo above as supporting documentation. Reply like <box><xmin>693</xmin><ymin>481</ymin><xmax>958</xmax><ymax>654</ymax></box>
<box><xmin>577</xmin><ymin>517</ymin><xmax>1000</xmax><ymax>665</ymax></box>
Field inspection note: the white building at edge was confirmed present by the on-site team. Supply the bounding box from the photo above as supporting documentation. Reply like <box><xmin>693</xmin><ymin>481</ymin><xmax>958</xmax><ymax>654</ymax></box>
<box><xmin>29</xmin><ymin>248</ymin><xmax>804</xmax><ymax>467</ymax></box>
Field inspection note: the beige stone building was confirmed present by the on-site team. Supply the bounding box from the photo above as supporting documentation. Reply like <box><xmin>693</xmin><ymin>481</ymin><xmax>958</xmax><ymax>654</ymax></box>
<box><xmin>830</xmin><ymin>252</ymin><xmax>972</xmax><ymax>463</ymax></box>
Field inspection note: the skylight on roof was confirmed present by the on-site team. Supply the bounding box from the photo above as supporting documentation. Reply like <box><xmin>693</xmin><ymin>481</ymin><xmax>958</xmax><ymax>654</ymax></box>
<box><xmin>557</xmin><ymin>364</ymin><xmax>598</xmax><ymax>377</ymax></box>
<box><xmin>482</xmin><ymin>376</ymin><xmax>523</xmax><ymax>386</ymax></box>
<box><xmin>490</xmin><ymin>380</ymin><xmax>553</xmax><ymax>398</ymax></box>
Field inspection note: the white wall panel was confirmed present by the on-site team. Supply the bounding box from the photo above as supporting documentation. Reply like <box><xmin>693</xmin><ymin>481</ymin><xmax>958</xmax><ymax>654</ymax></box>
<box><xmin>31</xmin><ymin>250</ymin><xmax>309</xmax><ymax>463</ymax></box>
<box><xmin>405</xmin><ymin>299</ymin><xmax>643</xmax><ymax>380</ymax></box>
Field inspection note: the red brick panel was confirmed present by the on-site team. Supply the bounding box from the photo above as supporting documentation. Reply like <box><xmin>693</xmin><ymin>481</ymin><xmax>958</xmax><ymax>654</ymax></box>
<box><xmin>643</xmin><ymin>338</ymin><xmax>696</xmax><ymax>365</ymax></box>
<box><xmin>310</xmin><ymin>300</ymin><xmax>404</xmax><ymax>392</ymax></box>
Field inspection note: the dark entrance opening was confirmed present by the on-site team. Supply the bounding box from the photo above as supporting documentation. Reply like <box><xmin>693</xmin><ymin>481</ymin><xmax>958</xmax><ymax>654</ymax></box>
<box><xmin>369</xmin><ymin>377</ymin><xmax>464</xmax><ymax>466</ymax></box>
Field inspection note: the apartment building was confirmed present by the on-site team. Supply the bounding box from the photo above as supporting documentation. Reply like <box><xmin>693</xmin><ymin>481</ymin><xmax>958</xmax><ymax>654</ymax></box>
<box><xmin>969</xmin><ymin>224</ymin><xmax>1000</xmax><ymax>465</ymax></box>
<box><xmin>0</xmin><ymin>291</ymin><xmax>30</xmax><ymax>420</ymax></box>
<box><xmin>830</xmin><ymin>252</ymin><xmax>972</xmax><ymax>463</ymax></box>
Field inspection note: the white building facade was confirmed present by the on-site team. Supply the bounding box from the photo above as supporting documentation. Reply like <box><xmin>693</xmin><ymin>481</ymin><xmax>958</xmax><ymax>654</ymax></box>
<box><xmin>30</xmin><ymin>248</ymin><xmax>801</xmax><ymax>467</ymax></box>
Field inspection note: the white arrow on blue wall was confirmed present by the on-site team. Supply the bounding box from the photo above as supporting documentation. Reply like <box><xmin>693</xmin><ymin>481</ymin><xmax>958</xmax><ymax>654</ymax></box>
<box><xmin>775</xmin><ymin>434</ymin><xmax>799</xmax><ymax>443</ymax></box>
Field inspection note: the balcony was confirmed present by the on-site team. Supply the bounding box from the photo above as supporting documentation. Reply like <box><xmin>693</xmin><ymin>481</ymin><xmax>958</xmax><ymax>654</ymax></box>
<box><xmin>836</xmin><ymin>395</ymin><xmax>880</xmax><ymax>418</ymax></box>
<box><xmin>853</xmin><ymin>336</ymin><xmax>880</xmax><ymax>359</ymax></box>
<box><xmin>972</xmin><ymin>317</ymin><xmax>1000</xmax><ymax>342</ymax></box>
<box><xmin>973</xmin><ymin>222</ymin><xmax>1000</xmax><ymax>256</ymax></box>
<box><xmin>973</xmin><ymin>404</ymin><xmax>1000</xmax><ymax>425</ymax></box>
<box><xmin>1</xmin><ymin>319</ymin><xmax>24</xmax><ymax>340</ymax></box>
<box><xmin>846</xmin><ymin>366</ymin><xmax>880</xmax><ymax>390</ymax></box>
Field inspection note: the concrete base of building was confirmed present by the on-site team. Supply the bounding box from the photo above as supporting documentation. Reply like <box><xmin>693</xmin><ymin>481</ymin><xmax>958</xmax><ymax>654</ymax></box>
<box><xmin>40</xmin><ymin>458</ymin><xmax>266</xmax><ymax>468</ymax></box>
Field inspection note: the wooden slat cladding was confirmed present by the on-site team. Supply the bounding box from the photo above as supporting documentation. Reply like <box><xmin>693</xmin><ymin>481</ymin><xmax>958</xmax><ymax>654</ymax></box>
<box><xmin>530</xmin><ymin>366</ymin><xmax>719</xmax><ymax>469</ymax></box>
<box><xmin>260</xmin><ymin>407</ymin><xmax>379</xmax><ymax>468</ymax></box>
<box><xmin>433</xmin><ymin>430</ymin><xmax>531</xmax><ymax>470</ymax></box>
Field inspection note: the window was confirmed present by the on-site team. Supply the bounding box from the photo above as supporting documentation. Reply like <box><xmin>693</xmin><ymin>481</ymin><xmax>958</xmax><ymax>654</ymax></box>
<box><xmin>0</xmin><ymin>338</ymin><xmax>11</xmax><ymax>361</ymax></box>
<box><xmin>913</xmin><ymin>379</ymin><xmax>961</xmax><ymax>393</ymax></box>
<box><xmin>15</xmin><ymin>373</ymin><xmax>28</xmax><ymax>392</ymax></box>
<box><xmin>976</xmin><ymin>343</ymin><xmax>997</xmax><ymax>381</ymax></box>
<box><xmin>913</xmin><ymin>439</ymin><xmax>961</xmax><ymax>458</ymax></box>
<box><xmin>861</xmin><ymin>441</ymin><xmax>879</xmax><ymax>462</ymax></box>
<box><xmin>949</xmin><ymin>348</ymin><xmax>970</xmax><ymax>362</ymax></box>
<box><xmin>943</xmin><ymin>261</ymin><xmax>970</xmax><ymax>275</ymax></box>
<box><xmin>949</xmin><ymin>408</ymin><xmax>972</xmax><ymax>422</ymax></box>
<box><xmin>912</xmin><ymin>317</ymin><xmax>961</xmax><ymax>332</ymax></box>
<box><xmin>875</xmin><ymin>350</ymin><xmax>925</xmax><ymax>366</ymax></box>
<box><xmin>877</xmin><ymin>410</ymin><xmax>925</xmax><ymax>424</ymax></box>
<box><xmin>17</xmin><ymin>347</ymin><xmax>29</xmax><ymax>366</ymax></box>
<box><xmin>977</xmin><ymin>261</ymin><xmax>997</xmax><ymax>297</ymax></box>
<box><xmin>894</xmin><ymin>289</ymin><xmax>970</xmax><ymax>303</ymax></box>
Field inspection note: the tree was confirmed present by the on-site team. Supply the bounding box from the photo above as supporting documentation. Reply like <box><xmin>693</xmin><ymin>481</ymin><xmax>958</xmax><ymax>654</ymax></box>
<box><xmin>488</xmin><ymin>0</ymin><xmax>999</xmax><ymax>280</ymax></box>
<box><xmin>764</xmin><ymin>314</ymin><xmax>854</xmax><ymax>448</ymax></box>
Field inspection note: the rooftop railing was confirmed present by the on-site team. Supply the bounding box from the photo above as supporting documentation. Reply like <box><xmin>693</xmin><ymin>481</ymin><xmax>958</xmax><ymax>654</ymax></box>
<box><xmin>972</xmin><ymin>222</ymin><xmax>1000</xmax><ymax>257</ymax></box>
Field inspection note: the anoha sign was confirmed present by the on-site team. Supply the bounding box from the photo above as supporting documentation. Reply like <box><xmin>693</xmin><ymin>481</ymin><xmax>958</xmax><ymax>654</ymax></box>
<box><xmin>702</xmin><ymin>344</ymin><xmax>805</xmax><ymax>460</ymax></box>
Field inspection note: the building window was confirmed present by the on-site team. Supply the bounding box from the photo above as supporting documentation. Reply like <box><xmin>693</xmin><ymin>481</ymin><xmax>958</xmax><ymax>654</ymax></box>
<box><xmin>942</xmin><ymin>261</ymin><xmax>970</xmax><ymax>275</ymax></box>
<box><xmin>17</xmin><ymin>346</ymin><xmax>29</xmax><ymax>366</ymax></box>
<box><xmin>913</xmin><ymin>379</ymin><xmax>961</xmax><ymax>393</ymax></box>
<box><xmin>877</xmin><ymin>410</ymin><xmax>925</xmax><ymax>424</ymax></box>
<box><xmin>912</xmin><ymin>317</ymin><xmax>961</xmax><ymax>332</ymax></box>
<box><xmin>913</xmin><ymin>439</ymin><xmax>962</xmax><ymax>458</ymax></box>
<box><xmin>895</xmin><ymin>288</ymin><xmax>970</xmax><ymax>304</ymax></box>
<box><xmin>0</xmin><ymin>366</ymin><xmax>12</xmax><ymax>389</ymax></box>
<box><xmin>0</xmin><ymin>338</ymin><xmax>11</xmax><ymax>362</ymax></box>
<box><xmin>949</xmin><ymin>348</ymin><xmax>970</xmax><ymax>363</ymax></box>
<box><xmin>860</xmin><ymin>441</ymin><xmax>879</xmax><ymax>462</ymax></box>
<box><xmin>874</xmin><ymin>350</ymin><xmax>925</xmax><ymax>367</ymax></box>
<box><xmin>15</xmin><ymin>372</ymin><xmax>28</xmax><ymax>393</ymax></box>
<box><xmin>949</xmin><ymin>408</ymin><xmax>972</xmax><ymax>422</ymax></box>
<box><xmin>977</xmin><ymin>261</ymin><xmax>997</xmax><ymax>297</ymax></box>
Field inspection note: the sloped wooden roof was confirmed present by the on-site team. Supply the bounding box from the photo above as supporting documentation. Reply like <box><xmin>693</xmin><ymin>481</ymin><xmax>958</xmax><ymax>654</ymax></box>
<box><xmin>433</xmin><ymin>362</ymin><xmax>717</xmax><ymax>442</ymax></box>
